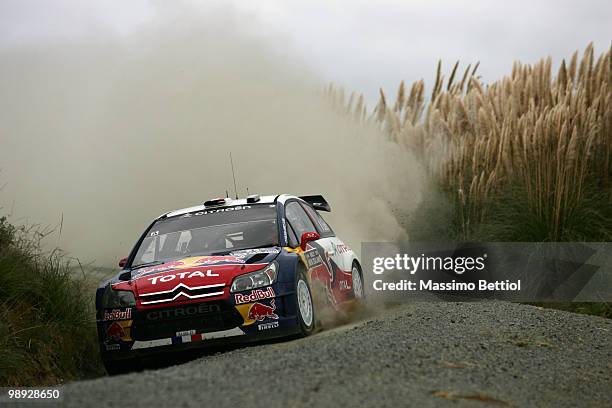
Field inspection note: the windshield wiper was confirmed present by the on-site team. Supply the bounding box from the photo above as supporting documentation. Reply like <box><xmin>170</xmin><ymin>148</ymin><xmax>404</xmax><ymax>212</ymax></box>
<box><xmin>209</xmin><ymin>244</ymin><xmax>279</xmax><ymax>256</ymax></box>
<box><xmin>230</xmin><ymin>244</ymin><xmax>279</xmax><ymax>253</ymax></box>
<box><xmin>130</xmin><ymin>260</ymin><xmax>165</xmax><ymax>270</ymax></box>
<box><xmin>248</xmin><ymin>243</ymin><xmax>279</xmax><ymax>249</ymax></box>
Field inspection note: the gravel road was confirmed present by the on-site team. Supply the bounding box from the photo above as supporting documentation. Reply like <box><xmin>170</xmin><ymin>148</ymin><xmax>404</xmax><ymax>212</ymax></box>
<box><xmin>60</xmin><ymin>302</ymin><xmax>611</xmax><ymax>408</ymax></box>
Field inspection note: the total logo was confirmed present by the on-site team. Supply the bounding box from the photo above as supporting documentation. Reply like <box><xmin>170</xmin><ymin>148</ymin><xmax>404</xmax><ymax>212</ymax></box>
<box><xmin>147</xmin><ymin>270</ymin><xmax>219</xmax><ymax>285</ymax></box>
<box><xmin>234</xmin><ymin>287</ymin><xmax>275</xmax><ymax>305</ymax></box>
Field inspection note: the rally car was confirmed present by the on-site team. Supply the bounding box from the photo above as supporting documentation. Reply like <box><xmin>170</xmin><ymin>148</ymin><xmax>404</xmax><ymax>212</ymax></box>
<box><xmin>96</xmin><ymin>194</ymin><xmax>364</xmax><ymax>374</ymax></box>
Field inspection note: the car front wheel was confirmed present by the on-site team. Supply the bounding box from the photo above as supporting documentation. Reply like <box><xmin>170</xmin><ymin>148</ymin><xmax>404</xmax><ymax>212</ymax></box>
<box><xmin>352</xmin><ymin>263</ymin><xmax>365</xmax><ymax>300</ymax></box>
<box><xmin>296</xmin><ymin>270</ymin><xmax>315</xmax><ymax>336</ymax></box>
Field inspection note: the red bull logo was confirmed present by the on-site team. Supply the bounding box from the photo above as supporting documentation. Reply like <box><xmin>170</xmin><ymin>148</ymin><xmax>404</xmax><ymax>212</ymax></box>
<box><xmin>247</xmin><ymin>300</ymin><xmax>278</xmax><ymax>321</ymax></box>
<box><xmin>105</xmin><ymin>322</ymin><xmax>126</xmax><ymax>342</ymax></box>
<box><xmin>234</xmin><ymin>287</ymin><xmax>275</xmax><ymax>305</ymax></box>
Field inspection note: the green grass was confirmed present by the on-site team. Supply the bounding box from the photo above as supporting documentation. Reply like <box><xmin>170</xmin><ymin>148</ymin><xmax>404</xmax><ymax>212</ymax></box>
<box><xmin>530</xmin><ymin>303</ymin><xmax>612</xmax><ymax>319</ymax></box>
<box><xmin>0</xmin><ymin>216</ymin><xmax>103</xmax><ymax>386</ymax></box>
<box><xmin>406</xmin><ymin>174</ymin><xmax>611</xmax><ymax>243</ymax></box>
<box><xmin>402</xmin><ymin>181</ymin><xmax>611</xmax><ymax>320</ymax></box>
<box><xmin>470</xmin><ymin>182</ymin><xmax>612</xmax><ymax>242</ymax></box>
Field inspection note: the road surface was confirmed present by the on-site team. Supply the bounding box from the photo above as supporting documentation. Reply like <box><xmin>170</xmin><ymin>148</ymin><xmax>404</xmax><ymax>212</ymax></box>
<box><xmin>61</xmin><ymin>302</ymin><xmax>612</xmax><ymax>407</ymax></box>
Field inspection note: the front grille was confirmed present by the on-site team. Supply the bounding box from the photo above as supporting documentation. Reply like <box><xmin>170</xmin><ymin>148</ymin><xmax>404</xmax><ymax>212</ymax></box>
<box><xmin>138</xmin><ymin>283</ymin><xmax>225</xmax><ymax>306</ymax></box>
<box><xmin>133</xmin><ymin>301</ymin><xmax>243</xmax><ymax>341</ymax></box>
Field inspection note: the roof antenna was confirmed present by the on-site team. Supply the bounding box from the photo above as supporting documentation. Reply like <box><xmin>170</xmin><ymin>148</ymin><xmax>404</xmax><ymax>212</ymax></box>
<box><xmin>229</xmin><ymin>152</ymin><xmax>238</xmax><ymax>199</ymax></box>
<box><xmin>246</xmin><ymin>187</ymin><xmax>249</xmax><ymax>196</ymax></box>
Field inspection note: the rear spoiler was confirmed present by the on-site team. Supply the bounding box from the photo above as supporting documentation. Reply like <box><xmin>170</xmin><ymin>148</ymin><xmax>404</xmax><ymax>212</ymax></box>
<box><xmin>299</xmin><ymin>195</ymin><xmax>331</xmax><ymax>212</ymax></box>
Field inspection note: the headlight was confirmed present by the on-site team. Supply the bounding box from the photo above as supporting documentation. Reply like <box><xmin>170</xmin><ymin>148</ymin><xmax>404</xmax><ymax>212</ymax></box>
<box><xmin>230</xmin><ymin>262</ymin><xmax>278</xmax><ymax>293</ymax></box>
<box><xmin>103</xmin><ymin>287</ymin><xmax>136</xmax><ymax>308</ymax></box>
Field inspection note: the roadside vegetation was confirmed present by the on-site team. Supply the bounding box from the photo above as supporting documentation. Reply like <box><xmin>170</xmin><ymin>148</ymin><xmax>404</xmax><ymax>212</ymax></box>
<box><xmin>330</xmin><ymin>43</ymin><xmax>610</xmax><ymax>241</ymax></box>
<box><xmin>530</xmin><ymin>302</ymin><xmax>612</xmax><ymax>319</ymax></box>
<box><xmin>328</xmin><ymin>43</ymin><xmax>611</xmax><ymax>316</ymax></box>
<box><xmin>0</xmin><ymin>216</ymin><xmax>103</xmax><ymax>386</ymax></box>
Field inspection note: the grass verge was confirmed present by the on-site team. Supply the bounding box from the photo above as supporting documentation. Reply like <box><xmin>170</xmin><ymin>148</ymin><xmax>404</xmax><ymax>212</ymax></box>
<box><xmin>0</xmin><ymin>216</ymin><xmax>103</xmax><ymax>386</ymax></box>
<box><xmin>531</xmin><ymin>302</ymin><xmax>612</xmax><ymax>319</ymax></box>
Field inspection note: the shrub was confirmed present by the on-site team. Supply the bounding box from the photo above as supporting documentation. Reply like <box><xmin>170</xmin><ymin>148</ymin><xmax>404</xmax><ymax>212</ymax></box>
<box><xmin>0</xmin><ymin>216</ymin><xmax>103</xmax><ymax>386</ymax></box>
<box><xmin>327</xmin><ymin>44</ymin><xmax>611</xmax><ymax>319</ymax></box>
<box><xmin>329</xmin><ymin>43</ymin><xmax>611</xmax><ymax>241</ymax></box>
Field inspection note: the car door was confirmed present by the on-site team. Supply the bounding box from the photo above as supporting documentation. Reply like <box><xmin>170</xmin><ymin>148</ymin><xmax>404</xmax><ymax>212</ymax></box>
<box><xmin>299</xmin><ymin>202</ymin><xmax>356</xmax><ymax>299</ymax></box>
<box><xmin>284</xmin><ymin>201</ymin><xmax>332</xmax><ymax>296</ymax></box>
<box><xmin>284</xmin><ymin>200</ymin><xmax>354</xmax><ymax>304</ymax></box>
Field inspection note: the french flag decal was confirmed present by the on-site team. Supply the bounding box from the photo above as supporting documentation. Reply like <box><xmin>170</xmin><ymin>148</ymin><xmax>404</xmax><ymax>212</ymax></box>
<box><xmin>172</xmin><ymin>333</ymin><xmax>204</xmax><ymax>344</ymax></box>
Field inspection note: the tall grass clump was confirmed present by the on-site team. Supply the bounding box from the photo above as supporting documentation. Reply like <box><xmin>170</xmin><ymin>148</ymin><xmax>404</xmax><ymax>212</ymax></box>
<box><xmin>328</xmin><ymin>43</ymin><xmax>611</xmax><ymax>241</ymax></box>
<box><xmin>0</xmin><ymin>216</ymin><xmax>102</xmax><ymax>386</ymax></box>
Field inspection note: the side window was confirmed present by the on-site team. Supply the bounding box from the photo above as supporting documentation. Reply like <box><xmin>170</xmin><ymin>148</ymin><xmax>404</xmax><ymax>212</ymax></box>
<box><xmin>286</xmin><ymin>222</ymin><xmax>299</xmax><ymax>248</ymax></box>
<box><xmin>285</xmin><ymin>201</ymin><xmax>317</xmax><ymax>240</ymax></box>
<box><xmin>139</xmin><ymin>237</ymin><xmax>155</xmax><ymax>263</ymax></box>
<box><xmin>300</xmin><ymin>203</ymin><xmax>334</xmax><ymax>237</ymax></box>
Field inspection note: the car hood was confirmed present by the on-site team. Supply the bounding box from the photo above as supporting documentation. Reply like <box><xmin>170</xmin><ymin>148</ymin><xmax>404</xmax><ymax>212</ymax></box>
<box><xmin>112</xmin><ymin>250</ymin><xmax>279</xmax><ymax>309</ymax></box>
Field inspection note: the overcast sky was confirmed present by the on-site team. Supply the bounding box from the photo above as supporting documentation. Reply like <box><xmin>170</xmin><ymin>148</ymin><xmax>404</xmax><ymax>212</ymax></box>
<box><xmin>1</xmin><ymin>0</ymin><xmax>611</xmax><ymax>104</ymax></box>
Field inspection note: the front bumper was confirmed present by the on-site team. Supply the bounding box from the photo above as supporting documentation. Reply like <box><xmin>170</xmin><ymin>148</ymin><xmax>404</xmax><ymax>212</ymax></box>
<box><xmin>101</xmin><ymin>325</ymin><xmax>299</xmax><ymax>361</ymax></box>
<box><xmin>98</xmin><ymin>283</ymin><xmax>300</xmax><ymax>361</ymax></box>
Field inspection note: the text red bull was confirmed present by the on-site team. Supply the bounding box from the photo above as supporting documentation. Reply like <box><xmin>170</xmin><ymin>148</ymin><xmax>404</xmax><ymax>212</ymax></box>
<box><xmin>234</xmin><ymin>287</ymin><xmax>275</xmax><ymax>305</ymax></box>
<box><xmin>103</xmin><ymin>308</ymin><xmax>132</xmax><ymax>321</ymax></box>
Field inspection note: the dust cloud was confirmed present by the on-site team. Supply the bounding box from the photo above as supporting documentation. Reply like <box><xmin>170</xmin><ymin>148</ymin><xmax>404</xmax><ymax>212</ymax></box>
<box><xmin>0</xmin><ymin>3</ymin><xmax>424</xmax><ymax>266</ymax></box>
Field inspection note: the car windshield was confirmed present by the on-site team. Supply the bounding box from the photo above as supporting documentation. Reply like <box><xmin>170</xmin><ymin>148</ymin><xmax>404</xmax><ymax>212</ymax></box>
<box><xmin>132</xmin><ymin>204</ymin><xmax>278</xmax><ymax>267</ymax></box>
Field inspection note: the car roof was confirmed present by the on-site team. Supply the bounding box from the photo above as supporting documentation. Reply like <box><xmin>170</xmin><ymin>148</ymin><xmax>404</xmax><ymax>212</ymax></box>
<box><xmin>159</xmin><ymin>194</ymin><xmax>295</xmax><ymax>219</ymax></box>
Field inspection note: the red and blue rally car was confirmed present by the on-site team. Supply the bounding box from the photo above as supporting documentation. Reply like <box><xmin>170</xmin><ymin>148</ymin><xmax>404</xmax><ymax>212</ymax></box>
<box><xmin>96</xmin><ymin>194</ymin><xmax>364</xmax><ymax>374</ymax></box>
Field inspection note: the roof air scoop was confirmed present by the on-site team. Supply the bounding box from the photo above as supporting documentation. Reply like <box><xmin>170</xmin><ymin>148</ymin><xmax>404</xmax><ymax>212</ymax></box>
<box><xmin>246</xmin><ymin>194</ymin><xmax>261</xmax><ymax>203</ymax></box>
<box><xmin>204</xmin><ymin>197</ymin><xmax>230</xmax><ymax>207</ymax></box>
<box><xmin>299</xmin><ymin>195</ymin><xmax>331</xmax><ymax>212</ymax></box>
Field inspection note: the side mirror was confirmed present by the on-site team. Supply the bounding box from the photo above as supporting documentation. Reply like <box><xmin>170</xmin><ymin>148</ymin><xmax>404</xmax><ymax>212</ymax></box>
<box><xmin>119</xmin><ymin>257</ymin><xmax>128</xmax><ymax>268</ymax></box>
<box><xmin>300</xmin><ymin>231</ymin><xmax>320</xmax><ymax>251</ymax></box>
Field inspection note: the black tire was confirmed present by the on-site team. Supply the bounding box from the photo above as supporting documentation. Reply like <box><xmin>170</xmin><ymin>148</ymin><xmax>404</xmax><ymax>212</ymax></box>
<box><xmin>295</xmin><ymin>269</ymin><xmax>316</xmax><ymax>336</ymax></box>
<box><xmin>351</xmin><ymin>262</ymin><xmax>366</xmax><ymax>301</ymax></box>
